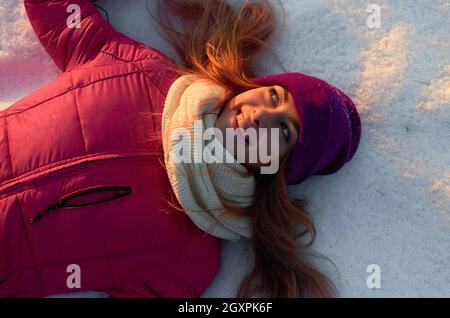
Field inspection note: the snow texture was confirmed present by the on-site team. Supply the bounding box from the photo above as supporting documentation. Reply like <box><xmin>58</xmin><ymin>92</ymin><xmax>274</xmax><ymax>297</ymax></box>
<box><xmin>1</xmin><ymin>0</ymin><xmax>449</xmax><ymax>297</ymax></box>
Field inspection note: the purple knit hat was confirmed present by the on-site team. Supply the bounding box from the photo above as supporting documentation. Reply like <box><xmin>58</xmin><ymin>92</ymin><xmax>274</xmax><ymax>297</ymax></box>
<box><xmin>250</xmin><ymin>72</ymin><xmax>361</xmax><ymax>185</ymax></box>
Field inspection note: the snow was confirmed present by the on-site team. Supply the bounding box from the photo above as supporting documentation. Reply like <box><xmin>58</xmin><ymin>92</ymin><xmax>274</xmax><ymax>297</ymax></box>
<box><xmin>1</xmin><ymin>0</ymin><xmax>449</xmax><ymax>297</ymax></box>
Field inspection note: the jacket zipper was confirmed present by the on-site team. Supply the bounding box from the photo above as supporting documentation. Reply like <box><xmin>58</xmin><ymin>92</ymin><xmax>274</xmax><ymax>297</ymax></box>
<box><xmin>28</xmin><ymin>185</ymin><xmax>132</xmax><ymax>225</ymax></box>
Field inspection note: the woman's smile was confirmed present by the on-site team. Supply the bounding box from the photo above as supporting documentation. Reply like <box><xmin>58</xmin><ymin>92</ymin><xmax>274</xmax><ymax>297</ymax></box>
<box><xmin>230</xmin><ymin>107</ymin><xmax>254</xmax><ymax>145</ymax></box>
<box><xmin>232</xmin><ymin>107</ymin><xmax>253</xmax><ymax>130</ymax></box>
<box><xmin>231</xmin><ymin>108</ymin><xmax>239</xmax><ymax>129</ymax></box>
<box><xmin>231</xmin><ymin>107</ymin><xmax>246</xmax><ymax>129</ymax></box>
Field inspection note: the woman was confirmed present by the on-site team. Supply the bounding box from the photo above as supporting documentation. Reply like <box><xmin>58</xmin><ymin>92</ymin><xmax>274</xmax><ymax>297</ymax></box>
<box><xmin>0</xmin><ymin>0</ymin><xmax>360</xmax><ymax>298</ymax></box>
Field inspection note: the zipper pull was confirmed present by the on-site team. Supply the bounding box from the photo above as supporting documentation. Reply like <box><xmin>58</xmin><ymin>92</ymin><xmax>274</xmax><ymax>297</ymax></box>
<box><xmin>29</xmin><ymin>199</ymin><xmax>64</xmax><ymax>224</ymax></box>
<box><xmin>28</xmin><ymin>186</ymin><xmax>132</xmax><ymax>225</ymax></box>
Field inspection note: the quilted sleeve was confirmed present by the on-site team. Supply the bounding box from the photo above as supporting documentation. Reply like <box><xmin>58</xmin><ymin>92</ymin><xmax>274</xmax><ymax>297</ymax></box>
<box><xmin>23</xmin><ymin>0</ymin><xmax>139</xmax><ymax>72</ymax></box>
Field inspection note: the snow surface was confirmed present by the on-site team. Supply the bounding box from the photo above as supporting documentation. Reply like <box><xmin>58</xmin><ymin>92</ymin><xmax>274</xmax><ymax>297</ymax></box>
<box><xmin>1</xmin><ymin>0</ymin><xmax>449</xmax><ymax>297</ymax></box>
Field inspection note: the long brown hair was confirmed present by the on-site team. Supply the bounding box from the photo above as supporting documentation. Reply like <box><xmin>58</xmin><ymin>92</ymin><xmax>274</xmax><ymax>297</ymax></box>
<box><xmin>149</xmin><ymin>0</ymin><xmax>338</xmax><ymax>298</ymax></box>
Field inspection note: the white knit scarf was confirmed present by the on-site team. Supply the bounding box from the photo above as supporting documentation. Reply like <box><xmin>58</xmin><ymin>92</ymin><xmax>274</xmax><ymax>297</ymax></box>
<box><xmin>161</xmin><ymin>74</ymin><xmax>255</xmax><ymax>241</ymax></box>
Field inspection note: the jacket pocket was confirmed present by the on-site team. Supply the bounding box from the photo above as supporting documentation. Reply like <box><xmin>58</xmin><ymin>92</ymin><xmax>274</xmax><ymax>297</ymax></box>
<box><xmin>15</xmin><ymin>155</ymin><xmax>182</xmax><ymax>267</ymax></box>
<box><xmin>28</xmin><ymin>185</ymin><xmax>132</xmax><ymax>225</ymax></box>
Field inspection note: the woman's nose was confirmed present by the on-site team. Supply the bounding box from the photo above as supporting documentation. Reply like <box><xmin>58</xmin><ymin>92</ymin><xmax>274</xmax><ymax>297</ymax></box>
<box><xmin>252</xmin><ymin>107</ymin><xmax>279</xmax><ymax>129</ymax></box>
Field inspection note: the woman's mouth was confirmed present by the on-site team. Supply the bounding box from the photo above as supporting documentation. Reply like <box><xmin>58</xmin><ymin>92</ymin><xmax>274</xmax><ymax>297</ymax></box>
<box><xmin>231</xmin><ymin>108</ymin><xmax>250</xmax><ymax>144</ymax></box>
<box><xmin>231</xmin><ymin>108</ymin><xmax>241</xmax><ymax>129</ymax></box>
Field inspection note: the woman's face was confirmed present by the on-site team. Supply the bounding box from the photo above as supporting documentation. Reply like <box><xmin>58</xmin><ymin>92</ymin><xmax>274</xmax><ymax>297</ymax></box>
<box><xmin>214</xmin><ymin>85</ymin><xmax>300</xmax><ymax>171</ymax></box>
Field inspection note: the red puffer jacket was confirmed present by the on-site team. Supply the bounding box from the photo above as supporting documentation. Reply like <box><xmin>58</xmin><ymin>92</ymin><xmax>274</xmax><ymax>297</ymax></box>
<box><xmin>0</xmin><ymin>0</ymin><xmax>221</xmax><ymax>298</ymax></box>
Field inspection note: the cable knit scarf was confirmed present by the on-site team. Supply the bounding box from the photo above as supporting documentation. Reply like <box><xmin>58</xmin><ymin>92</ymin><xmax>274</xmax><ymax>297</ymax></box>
<box><xmin>161</xmin><ymin>74</ymin><xmax>255</xmax><ymax>241</ymax></box>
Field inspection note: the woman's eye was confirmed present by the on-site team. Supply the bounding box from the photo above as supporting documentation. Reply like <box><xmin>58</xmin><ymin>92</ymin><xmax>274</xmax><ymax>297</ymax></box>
<box><xmin>270</xmin><ymin>88</ymin><xmax>279</xmax><ymax>107</ymax></box>
<box><xmin>281</xmin><ymin>123</ymin><xmax>290</xmax><ymax>141</ymax></box>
